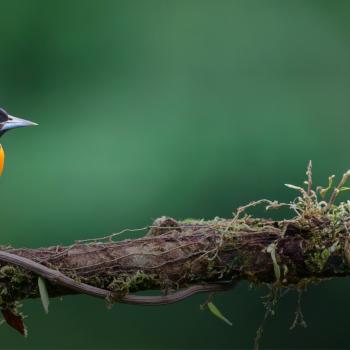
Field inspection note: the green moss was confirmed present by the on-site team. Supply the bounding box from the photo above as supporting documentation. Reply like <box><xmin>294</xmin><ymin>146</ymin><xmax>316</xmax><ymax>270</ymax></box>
<box><xmin>306</xmin><ymin>249</ymin><xmax>330</xmax><ymax>272</ymax></box>
<box><xmin>0</xmin><ymin>265</ymin><xmax>35</xmax><ymax>307</ymax></box>
<box><xmin>106</xmin><ymin>270</ymin><xmax>160</xmax><ymax>301</ymax></box>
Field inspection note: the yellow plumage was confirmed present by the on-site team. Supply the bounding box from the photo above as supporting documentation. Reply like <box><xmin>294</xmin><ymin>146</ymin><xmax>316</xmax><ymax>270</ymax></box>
<box><xmin>0</xmin><ymin>145</ymin><xmax>5</xmax><ymax>176</ymax></box>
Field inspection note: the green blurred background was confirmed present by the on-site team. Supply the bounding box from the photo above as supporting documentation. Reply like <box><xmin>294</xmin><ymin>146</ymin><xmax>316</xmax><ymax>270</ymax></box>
<box><xmin>0</xmin><ymin>0</ymin><xmax>349</xmax><ymax>348</ymax></box>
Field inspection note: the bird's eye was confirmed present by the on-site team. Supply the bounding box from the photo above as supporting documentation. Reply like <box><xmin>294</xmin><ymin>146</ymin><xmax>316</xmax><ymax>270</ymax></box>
<box><xmin>0</xmin><ymin>108</ymin><xmax>8</xmax><ymax>123</ymax></box>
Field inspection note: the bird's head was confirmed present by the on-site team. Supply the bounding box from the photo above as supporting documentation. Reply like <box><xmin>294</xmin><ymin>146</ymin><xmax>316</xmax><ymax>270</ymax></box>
<box><xmin>0</xmin><ymin>108</ymin><xmax>37</xmax><ymax>136</ymax></box>
<box><xmin>0</xmin><ymin>107</ymin><xmax>37</xmax><ymax>175</ymax></box>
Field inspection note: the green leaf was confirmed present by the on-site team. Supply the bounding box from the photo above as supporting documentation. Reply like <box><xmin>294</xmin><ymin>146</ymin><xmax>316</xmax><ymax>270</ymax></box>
<box><xmin>266</xmin><ymin>243</ymin><xmax>281</xmax><ymax>282</ymax></box>
<box><xmin>207</xmin><ymin>301</ymin><xmax>232</xmax><ymax>326</ymax></box>
<box><xmin>38</xmin><ymin>277</ymin><xmax>49</xmax><ymax>314</ymax></box>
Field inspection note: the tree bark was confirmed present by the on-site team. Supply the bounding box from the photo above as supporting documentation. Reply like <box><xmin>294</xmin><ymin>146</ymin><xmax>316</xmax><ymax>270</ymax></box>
<box><xmin>0</xmin><ymin>214</ymin><xmax>349</xmax><ymax>307</ymax></box>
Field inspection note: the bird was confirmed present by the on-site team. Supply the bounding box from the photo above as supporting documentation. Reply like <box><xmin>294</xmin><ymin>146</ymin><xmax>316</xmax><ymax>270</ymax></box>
<box><xmin>0</xmin><ymin>107</ymin><xmax>37</xmax><ymax>335</ymax></box>
<box><xmin>0</xmin><ymin>107</ymin><xmax>37</xmax><ymax>175</ymax></box>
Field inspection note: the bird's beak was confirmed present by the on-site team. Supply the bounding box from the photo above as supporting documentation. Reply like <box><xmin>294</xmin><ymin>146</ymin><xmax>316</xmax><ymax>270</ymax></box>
<box><xmin>2</xmin><ymin>115</ymin><xmax>38</xmax><ymax>131</ymax></box>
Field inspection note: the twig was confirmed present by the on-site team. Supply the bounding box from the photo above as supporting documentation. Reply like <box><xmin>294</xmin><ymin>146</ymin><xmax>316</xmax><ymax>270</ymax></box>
<box><xmin>327</xmin><ymin>170</ymin><xmax>350</xmax><ymax>209</ymax></box>
<box><xmin>0</xmin><ymin>250</ymin><xmax>235</xmax><ymax>306</ymax></box>
<box><xmin>306</xmin><ymin>160</ymin><xmax>312</xmax><ymax>196</ymax></box>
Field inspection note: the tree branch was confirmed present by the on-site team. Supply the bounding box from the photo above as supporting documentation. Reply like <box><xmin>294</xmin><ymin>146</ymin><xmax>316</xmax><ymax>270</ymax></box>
<box><xmin>1</xmin><ymin>211</ymin><xmax>350</xmax><ymax>309</ymax></box>
<box><xmin>1</xmin><ymin>163</ymin><xmax>349</xmax><ymax>343</ymax></box>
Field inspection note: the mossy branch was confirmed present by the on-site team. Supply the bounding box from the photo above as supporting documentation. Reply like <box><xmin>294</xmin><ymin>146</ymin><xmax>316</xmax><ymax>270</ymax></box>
<box><xmin>2</xmin><ymin>213</ymin><xmax>350</xmax><ymax>304</ymax></box>
<box><xmin>1</xmin><ymin>162</ymin><xmax>350</xmax><ymax>343</ymax></box>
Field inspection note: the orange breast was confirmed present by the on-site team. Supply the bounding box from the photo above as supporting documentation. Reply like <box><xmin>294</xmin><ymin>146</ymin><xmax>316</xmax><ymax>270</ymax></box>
<box><xmin>0</xmin><ymin>145</ymin><xmax>5</xmax><ymax>176</ymax></box>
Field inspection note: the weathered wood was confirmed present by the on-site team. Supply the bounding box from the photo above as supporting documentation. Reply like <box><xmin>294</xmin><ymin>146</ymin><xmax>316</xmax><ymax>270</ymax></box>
<box><xmin>0</xmin><ymin>214</ymin><xmax>349</xmax><ymax>307</ymax></box>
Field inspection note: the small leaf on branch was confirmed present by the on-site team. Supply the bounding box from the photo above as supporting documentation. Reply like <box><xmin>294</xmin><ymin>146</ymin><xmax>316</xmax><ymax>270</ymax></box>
<box><xmin>207</xmin><ymin>301</ymin><xmax>232</xmax><ymax>326</ymax></box>
<box><xmin>266</xmin><ymin>243</ymin><xmax>281</xmax><ymax>282</ymax></box>
<box><xmin>38</xmin><ymin>277</ymin><xmax>49</xmax><ymax>314</ymax></box>
<box><xmin>1</xmin><ymin>307</ymin><xmax>27</xmax><ymax>336</ymax></box>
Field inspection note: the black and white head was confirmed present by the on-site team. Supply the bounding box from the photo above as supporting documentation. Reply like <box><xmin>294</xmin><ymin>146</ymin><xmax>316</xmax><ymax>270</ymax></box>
<box><xmin>0</xmin><ymin>108</ymin><xmax>37</xmax><ymax>137</ymax></box>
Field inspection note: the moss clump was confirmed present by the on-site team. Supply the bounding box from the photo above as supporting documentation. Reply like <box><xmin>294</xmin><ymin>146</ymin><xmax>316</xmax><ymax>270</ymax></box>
<box><xmin>106</xmin><ymin>270</ymin><xmax>161</xmax><ymax>300</ymax></box>
<box><xmin>0</xmin><ymin>265</ymin><xmax>35</xmax><ymax>307</ymax></box>
<box><xmin>306</xmin><ymin>248</ymin><xmax>331</xmax><ymax>273</ymax></box>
